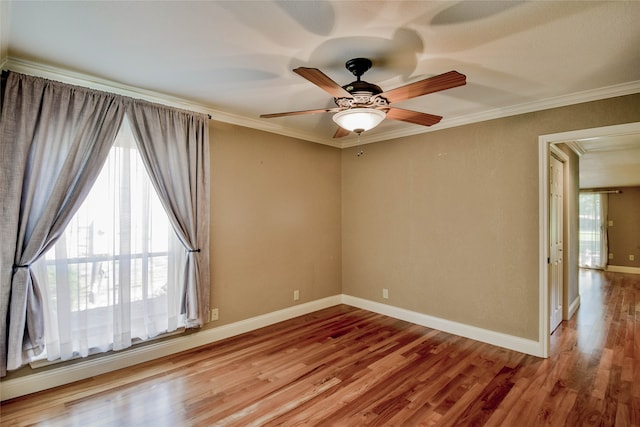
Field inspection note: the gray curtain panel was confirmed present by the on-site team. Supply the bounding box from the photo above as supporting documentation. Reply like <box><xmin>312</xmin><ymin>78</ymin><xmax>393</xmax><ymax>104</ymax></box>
<box><xmin>127</xmin><ymin>100</ymin><xmax>210</xmax><ymax>328</ymax></box>
<box><xmin>0</xmin><ymin>73</ymin><xmax>125</xmax><ymax>375</ymax></box>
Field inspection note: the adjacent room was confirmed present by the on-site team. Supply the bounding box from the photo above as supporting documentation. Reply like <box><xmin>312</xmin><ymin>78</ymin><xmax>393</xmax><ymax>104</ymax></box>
<box><xmin>1</xmin><ymin>1</ymin><xmax>639</xmax><ymax>425</ymax></box>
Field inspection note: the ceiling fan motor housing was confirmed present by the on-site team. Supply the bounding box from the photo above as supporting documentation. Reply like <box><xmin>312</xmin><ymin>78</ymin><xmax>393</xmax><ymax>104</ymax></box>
<box><xmin>343</xmin><ymin>80</ymin><xmax>383</xmax><ymax>96</ymax></box>
<box><xmin>337</xmin><ymin>58</ymin><xmax>389</xmax><ymax>109</ymax></box>
<box><xmin>335</xmin><ymin>82</ymin><xmax>388</xmax><ymax>108</ymax></box>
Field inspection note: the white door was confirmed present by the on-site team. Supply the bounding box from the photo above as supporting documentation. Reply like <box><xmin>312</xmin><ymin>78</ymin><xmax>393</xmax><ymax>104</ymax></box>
<box><xmin>549</xmin><ymin>155</ymin><xmax>564</xmax><ymax>333</ymax></box>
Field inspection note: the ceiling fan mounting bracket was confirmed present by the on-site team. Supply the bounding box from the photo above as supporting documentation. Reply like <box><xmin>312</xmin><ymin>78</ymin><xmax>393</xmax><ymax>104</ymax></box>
<box><xmin>345</xmin><ymin>58</ymin><xmax>372</xmax><ymax>80</ymax></box>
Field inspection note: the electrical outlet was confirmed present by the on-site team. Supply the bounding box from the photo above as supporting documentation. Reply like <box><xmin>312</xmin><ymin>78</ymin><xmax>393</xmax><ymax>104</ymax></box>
<box><xmin>609</xmin><ymin>253</ymin><xmax>614</xmax><ymax>260</ymax></box>
<box><xmin>630</xmin><ymin>255</ymin><xmax>635</xmax><ymax>261</ymax></box>
<box><xmin>293</xmin><ymin>290</ymin><xmax>300</xmax><ymax>301</ymax></box>
<box><xmin>210</xmin><ymin>308</ymin><xmax>219</xmax><ymax>321</ymax></box>
<box><xmin>608</xmin><ymin>220</ymin><xmax>613</xmax><ymax>227</ymax></box>
<box><xmin>382</xmin><ymin>288</ymin><xmax>389</xmax><ymax>299</ymax></box>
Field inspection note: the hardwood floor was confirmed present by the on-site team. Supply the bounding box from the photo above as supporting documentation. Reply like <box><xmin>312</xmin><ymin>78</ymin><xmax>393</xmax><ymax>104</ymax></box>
<box><xmin>1</xmin><ymin>269</ymin><xmax>638</xmax><ymax>426</ymax></box>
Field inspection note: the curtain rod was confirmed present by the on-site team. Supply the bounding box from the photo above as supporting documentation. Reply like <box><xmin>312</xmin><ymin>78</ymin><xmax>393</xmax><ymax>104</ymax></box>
<box><xmin>580</xmin><ymin>189</ymin><xmax>621</xmax><ymax>194</ymax></box>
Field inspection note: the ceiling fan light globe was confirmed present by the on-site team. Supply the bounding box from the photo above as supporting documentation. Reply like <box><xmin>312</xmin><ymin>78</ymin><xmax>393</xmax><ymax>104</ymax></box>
<box><xmin>332</xmin><ymin>108</ymin><xmax>385</xmax><ymax>133</ymax></box>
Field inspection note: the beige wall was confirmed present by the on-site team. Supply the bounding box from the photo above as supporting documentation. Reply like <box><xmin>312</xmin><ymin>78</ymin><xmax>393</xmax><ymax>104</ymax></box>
<box><xmin>342</xmin><ymin>94</ymin><xmax>640</xmax><ymax>341</ymax></box>
<box><xmin>5</xmin><ymin>94</ymin><xmax>638</xmax><ymax>383</ymax></box>
<box><xmin>208</xmin><ymin>122</ymin><xmax>342</xmax><ymax>326</ymax></box>
<box><xmin>607</xmin><ymin>187</ymin><xmax>640</xmax><ymax>268</ymax></box>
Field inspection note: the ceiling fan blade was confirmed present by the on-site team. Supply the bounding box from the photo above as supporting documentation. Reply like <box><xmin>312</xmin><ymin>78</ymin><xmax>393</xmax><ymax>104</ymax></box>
<box><xmin>333</xmin><ymin>126</ymin><xmax>351</xmax><ymax>138</ymax></box>
<box><xmin>380</xmin><ymin>71</ymin><xmax>466</xmax><ymax>104</ymax></box>
<box><xmin>385</xmin><ymin>108</ymin><xmax>442</xmax><ymax>127</ymax></box>
<box><xmin>260</xmin><ymin>107</ymin><xmax>341</xmax><ymax>119</ymax></box>
<box><xmin>294</xmin><ymin>67</ymin><xmax>353</xmax><ymax>98</ymax></box>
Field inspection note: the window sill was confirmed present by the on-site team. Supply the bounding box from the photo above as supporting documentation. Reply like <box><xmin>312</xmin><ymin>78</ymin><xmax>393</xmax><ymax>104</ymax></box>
<box><xmin>29</xmin><ymin>327</ymin><xmax>186</xmax><ymax>369</ymax></box>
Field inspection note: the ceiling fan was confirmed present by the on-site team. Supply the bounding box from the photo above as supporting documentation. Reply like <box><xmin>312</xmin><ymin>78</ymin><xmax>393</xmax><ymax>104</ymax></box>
<box><xmin>260</xmin><ymin>58</ymin><xmax>466</xmax><ymax>138</ymax></box>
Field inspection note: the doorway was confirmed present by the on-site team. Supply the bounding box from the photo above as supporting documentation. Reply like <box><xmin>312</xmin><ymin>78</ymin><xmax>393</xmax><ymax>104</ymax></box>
<box><xmin>538</xmin><ymin>121</ymin><xmax>640</xmax><ymax>358</ymax></box>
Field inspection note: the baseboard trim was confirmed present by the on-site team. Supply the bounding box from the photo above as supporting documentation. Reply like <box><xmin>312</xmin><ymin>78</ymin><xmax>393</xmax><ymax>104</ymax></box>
<box><xmin>342</xmin><ymin>295</ymin><xmax>543</xmax><ymax>358</ymax></box>
<box><xmin>567</xmin><ymin>295</ymin><xmax>581</xmax><ymax>320</ymax></box>
<box><xmin>2</xmin><ymin>293</ymin><xmax>545</xmax><ymax>401</ymax></box>
<box><xmin>606</xmin><ymin>265</ymin><xmax>640</xmax><ymax>275</ymax></box>
<box><xmin>0</xmin><ymin>295</ymin><xmax>341</xmax><ymax>401</ymax></box>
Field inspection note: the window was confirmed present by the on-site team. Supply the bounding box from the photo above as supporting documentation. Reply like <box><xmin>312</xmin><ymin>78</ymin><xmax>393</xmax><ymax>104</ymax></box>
<box><xmin>578</xmin><ymin>192</ymin><xmax>607</xmax><ymax>269</ymax></box>
<box><xmin>33</xmin><ymin>118</ymin><xmax>186</xmax><ymax>361</ymax></box>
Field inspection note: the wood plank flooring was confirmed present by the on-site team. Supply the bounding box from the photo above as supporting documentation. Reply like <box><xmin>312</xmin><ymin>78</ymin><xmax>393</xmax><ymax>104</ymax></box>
<box><xmin>1</xmin><ymin>269</ymin><xmax>638</xmax><ymax>426</ymax></box>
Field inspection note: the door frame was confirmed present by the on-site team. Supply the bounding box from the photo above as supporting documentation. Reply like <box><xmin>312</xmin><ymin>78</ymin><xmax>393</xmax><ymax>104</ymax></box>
<box><xmin>538</xmin><ymin>121</ymin><xmax>640</xmax><ymax>358</ymax></box>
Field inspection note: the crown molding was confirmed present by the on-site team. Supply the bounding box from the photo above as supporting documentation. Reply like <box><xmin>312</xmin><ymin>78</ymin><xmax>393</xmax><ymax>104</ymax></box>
<box><xmin>4</xmin><ymin>57</ymin><xmax>640</xmax><ymax>149</ymax></box>
<box><xmin>343</xmin><ymin>80</ymin><xmax>640</xmax><ymax>148</ymax></box>
<box><xmin>3</xmin><ymin>58</ymin><xmax>341</xmax><ymax>148</ymax></box>
<box><xmin>562</xmin><ymin>141</ymin><xmax>586</xmax><ymax>156</ymax></box>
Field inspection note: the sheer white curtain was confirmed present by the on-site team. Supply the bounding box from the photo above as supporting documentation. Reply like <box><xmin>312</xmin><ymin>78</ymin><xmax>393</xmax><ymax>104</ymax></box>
<box><xmin>32</xmin><ymin>118</ymin><xmax>186</xmax><ymax>361</ymax></box>
<box><xmin>579</xmin><ymin>192</ymin><xmax>608</xmax><ymax>269</ymax></box>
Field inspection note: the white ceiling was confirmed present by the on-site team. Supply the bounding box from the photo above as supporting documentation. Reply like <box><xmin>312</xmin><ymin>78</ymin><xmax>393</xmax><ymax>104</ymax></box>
<box><xmin>2</xmin><ymin>0</ymin><xmax>640</xmax><ymax>186</ymax></box>
<box><xmin>572</xmin><ymin>133</ymin><xmax>640</xmax><ymax>189</ymax></box>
